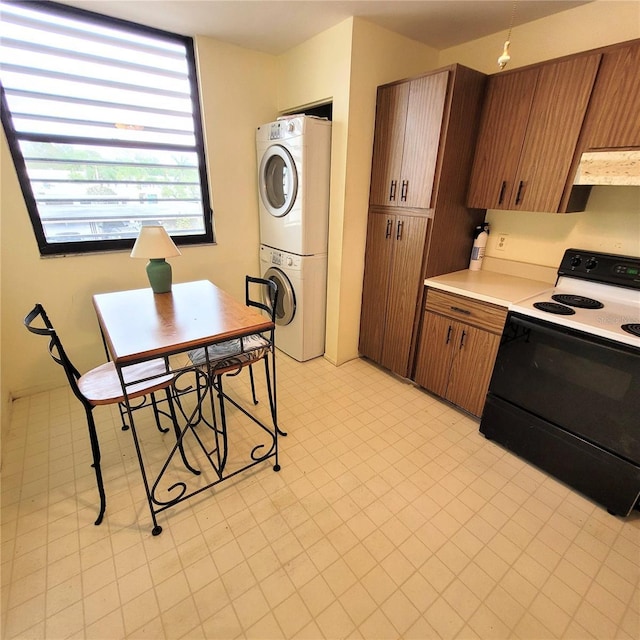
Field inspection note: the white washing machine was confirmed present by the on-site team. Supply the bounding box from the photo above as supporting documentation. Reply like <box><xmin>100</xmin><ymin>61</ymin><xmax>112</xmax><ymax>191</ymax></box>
<box><xmin>260</xmin><ymin>244</ymin><xmax>327</xmax><ymax>361</ymax></box>
<box><xmin>256</xmin><ymin>115</ymin><xmax>331</xmax><ymax>256</ymax></box>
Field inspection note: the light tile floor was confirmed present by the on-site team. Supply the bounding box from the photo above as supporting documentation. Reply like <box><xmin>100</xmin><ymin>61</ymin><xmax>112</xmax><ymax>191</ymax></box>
<box><xmin>1</xmin><ymin>353</ymin><xmax>639</xmax><ymax>639</ymax></box>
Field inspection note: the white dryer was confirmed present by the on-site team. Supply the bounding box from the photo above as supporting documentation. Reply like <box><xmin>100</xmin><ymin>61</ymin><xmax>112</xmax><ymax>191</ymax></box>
<box><xmin>256</xmin><ymin>116</ymin><xmax>331</xmax><ymax>256</ymax></box>
<box><xmin>260</xmin><ymin>244</ymin><xmax>327</xmax><ymax>361</ymax></box>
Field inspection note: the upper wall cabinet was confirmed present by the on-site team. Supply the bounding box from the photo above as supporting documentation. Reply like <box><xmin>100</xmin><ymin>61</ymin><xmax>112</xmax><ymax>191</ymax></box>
<box><xmin>369</xmin><ymin>72</ymin><xmax>449</xmax><ymax>209</ymax></box>
<box><xmin>467</xmin><ymin>53</ymin><xmax>601</xmax><ymax>213</ymax></box>
<box><xmin>579</xmin><ymin>40</ymin><xmax>640</xmax><ymax>150</ymax></box>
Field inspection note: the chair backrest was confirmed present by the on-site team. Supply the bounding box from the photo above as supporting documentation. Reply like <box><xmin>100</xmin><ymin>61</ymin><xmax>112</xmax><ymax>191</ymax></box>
<box><xmin>24</xmin><ymin>304</ymin><xmax>88</xmax><ymax>406</ymax></box>
<box><xmin>245</xmin><ymin>276</ymin><xmax>278</xmax><ymax>323</ymax></box>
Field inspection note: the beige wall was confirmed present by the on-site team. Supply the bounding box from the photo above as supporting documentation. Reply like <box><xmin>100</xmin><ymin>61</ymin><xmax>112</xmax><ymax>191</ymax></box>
<box><xmin>438</xmin><ymin>0</ymin><xmax>640</xmax><ymax>73</ymax></box>
<box><xmin>0</xmin><ymin>38</ymin><xmax>277</xmax><ymax>420</ymax></box>
<box><xmin>484</xmin><ymin>187</ymin><xmax>640</xmax><ymax>271</ymax></box>
<box><xmin>276</xmin><ymin>17</ymin><xmax>438</xmax><ymax>365</ymax></box>
<box><xmin>439</xmin><ymin>0</ymin><xmax>640</xmax><ymax>272</ymax></box>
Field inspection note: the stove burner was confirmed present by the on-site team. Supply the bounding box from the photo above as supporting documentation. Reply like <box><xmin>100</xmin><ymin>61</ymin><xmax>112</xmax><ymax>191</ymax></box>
<box><xmin>533</xmin><ymin>301</ymin><xmax>576</xmax><ymax>315</ymax></box>
<box><xmin>621</xmin><ymin>323</ymin><xmax>640</xmax><ymax>338</ymax></box>
<box><xmin>551</xmin><ymin>294</ymin><xmax>604</xmax><ymax>309</ymax></box>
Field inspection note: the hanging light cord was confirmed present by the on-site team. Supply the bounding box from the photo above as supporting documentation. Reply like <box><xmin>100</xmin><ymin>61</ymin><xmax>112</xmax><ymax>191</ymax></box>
<box><xmin>498</xmin><ymin>0</ymin><xmax>517</xmax><ymax>70</ymax></box>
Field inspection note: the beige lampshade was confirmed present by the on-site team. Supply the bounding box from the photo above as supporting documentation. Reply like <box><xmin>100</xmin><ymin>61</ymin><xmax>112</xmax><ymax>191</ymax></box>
<box><xmin>130</xmin><ymin>225</ymin><xmax>182</xmax><ymax>259</ymax></box>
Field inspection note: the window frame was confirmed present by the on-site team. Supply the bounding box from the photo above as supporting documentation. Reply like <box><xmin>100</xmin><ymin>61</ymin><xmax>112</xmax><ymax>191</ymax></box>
<box><xmin>0</xmin><ymin>0</ymin><xmax>214</xmax><ymax>256</ymax></box>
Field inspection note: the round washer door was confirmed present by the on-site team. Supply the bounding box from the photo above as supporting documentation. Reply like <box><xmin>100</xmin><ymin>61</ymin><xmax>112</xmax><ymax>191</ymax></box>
<box><xmin>263</xmin><ymin>267</ymin><xmax>296</xmax><ymax>326</ymax></box>
<box><xmin>258</xmin><ymin>144</ymin><xmax>298</xmax><ymax>218</ymax></box>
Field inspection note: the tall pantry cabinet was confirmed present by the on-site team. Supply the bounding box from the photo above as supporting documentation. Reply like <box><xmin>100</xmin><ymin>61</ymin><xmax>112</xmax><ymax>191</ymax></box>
<box><xmin>359</xmin><ymin>65</ymin><xmax>487</xmax><ymax>378</ymax></box>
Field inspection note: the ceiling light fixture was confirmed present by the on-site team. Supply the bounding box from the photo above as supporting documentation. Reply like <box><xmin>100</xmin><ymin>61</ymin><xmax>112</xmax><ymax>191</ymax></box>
<box><xmin>498</xmin><ymin>1</ymin><xmax>518</xmax><ymax>70</ymax></box>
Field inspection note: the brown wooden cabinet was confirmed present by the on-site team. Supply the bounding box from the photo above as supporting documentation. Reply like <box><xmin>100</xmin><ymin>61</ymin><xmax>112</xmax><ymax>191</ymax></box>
<box><xmin>359</xmin><ymin>210</ymin><xmax>430</xmax><ymax>373</ymax></box>
<box><xmin>579</xmin><ymin>39</ymin><xmax>640</xmax><ymax>150</ymax></box>
<box><xmin>414</xmin><ymin>289</ymin><xmax>507</xmax><ymax>417</ymax></box>
<box><xmin>467</xmin><ymin>53</ymin><xmax>601</xmax><ymax>213</ymax></box>
<box><xmin>359</xmin><ymin>65</ymin><xmax>487</xmax><ymax>378</ymax></box>
<box><xmin>370</xmin><ymin>71</ymin><xmax>449</xmax><ymax>209</ymax></box>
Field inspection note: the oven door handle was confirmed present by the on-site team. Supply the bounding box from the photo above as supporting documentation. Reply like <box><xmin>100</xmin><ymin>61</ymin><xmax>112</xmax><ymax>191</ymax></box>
<box><xmin>509</xmin><ymin>314</ymin><xmax>637</xmax><ymax>356</ymax></box>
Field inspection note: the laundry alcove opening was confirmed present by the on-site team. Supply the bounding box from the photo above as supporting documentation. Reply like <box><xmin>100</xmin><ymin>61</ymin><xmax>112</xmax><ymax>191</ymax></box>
<box><xmin>282</xmin><ymin>101</ymin><xmax>333</xmax><ymax>121</ymax></box>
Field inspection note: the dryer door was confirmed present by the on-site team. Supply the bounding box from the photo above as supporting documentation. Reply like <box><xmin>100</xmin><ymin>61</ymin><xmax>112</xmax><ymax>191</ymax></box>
<box><xmin>258</xmin><ymin>144</ymin><xmax>298</xmax><ymax>218</ymax></box>
<box><xmin>264</xmin><ymin>267</ymin><xmax>296</xmax><ymax>326</ymax></box>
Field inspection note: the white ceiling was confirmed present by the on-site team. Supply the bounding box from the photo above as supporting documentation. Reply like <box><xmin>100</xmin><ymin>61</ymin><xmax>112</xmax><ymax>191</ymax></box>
<box><xmin>58</xmin><ymin>0</ymin><xmax>593</xmax><ymax>55</ymax></box>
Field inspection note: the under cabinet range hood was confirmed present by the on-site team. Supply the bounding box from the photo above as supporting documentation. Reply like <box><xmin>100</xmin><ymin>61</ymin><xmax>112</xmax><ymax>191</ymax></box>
<box><xmin>573</xmin><ymin>149</ymin><xmax>640</xmax><ymax>186</ymax></box>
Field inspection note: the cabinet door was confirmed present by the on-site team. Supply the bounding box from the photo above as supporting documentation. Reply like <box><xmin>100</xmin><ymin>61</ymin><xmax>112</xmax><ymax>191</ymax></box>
<box><xmin>413</xmin><ymin>311</ymin><xmax>454</xmax><ymax>397</ymax></box>
<box><xmin>466</xmin><ymin>68</ymin><xmax>538</xmax><ymax>209</ymax></box>
<box><xmin>581</xmin><ymin>41</ymin><xmax>640</xmax><ymax>149</ymax></box>
<box><xmin>370</xmin><ymin>83</ymin><xmax>410</xmax><ymax>206</ymax></box>
<box><xmin>513</xmin><ymin>54</ymin><xmax>600</xmax><ymax>212</ymax></box>
<box><xmin>400</xmin><ymin>71</ymin><xmax>449</xmax><ymax>208</ymax></box>
<box><xmin>359</xmin><ymin>212</ymin><xmax>395</xmax><ymax>362</ymax></box>
<box><xmin>380</xmin><ymin>214</ymin><xmax>430</xmax><ymax>376</ymax></box>
<box><xmin>447</xmin><ymin>325</ymin><xmax>500</xmax><ymax>417</ymax></box>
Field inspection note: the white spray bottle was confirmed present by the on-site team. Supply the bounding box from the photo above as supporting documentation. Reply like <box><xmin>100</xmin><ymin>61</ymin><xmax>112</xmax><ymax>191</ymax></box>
<box><xmin>469</xmin><ymin>222</ymin><xmax>490</xmax><ymax>271</ymax></box>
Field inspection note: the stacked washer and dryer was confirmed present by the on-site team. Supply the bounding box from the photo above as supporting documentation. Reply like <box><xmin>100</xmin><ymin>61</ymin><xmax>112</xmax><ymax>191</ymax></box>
<box><xmin>256</xmin><ymin>115</ymin><xmax>332</xmax><ymax>361</ymax></box>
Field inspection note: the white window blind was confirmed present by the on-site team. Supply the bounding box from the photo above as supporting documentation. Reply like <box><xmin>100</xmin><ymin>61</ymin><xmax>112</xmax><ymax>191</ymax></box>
<box><xmin>0</xmin><ymin>0</ymin><xmax>213</xmax><ymax>254</ymax></box>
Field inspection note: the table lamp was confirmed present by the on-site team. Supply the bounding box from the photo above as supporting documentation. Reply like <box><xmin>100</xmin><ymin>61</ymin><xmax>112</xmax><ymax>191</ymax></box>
<box><xmin>130</xmin><ymin>225</ymin><xmax>182</xmax><ymax>294</ymax></box>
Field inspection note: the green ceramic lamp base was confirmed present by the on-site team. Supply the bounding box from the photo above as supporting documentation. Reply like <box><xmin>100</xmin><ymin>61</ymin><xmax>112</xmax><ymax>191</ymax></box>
<box><xmin>146</xmin><ymin>258</ymin><xmax>172</xmax><ymax>294</ymax></box>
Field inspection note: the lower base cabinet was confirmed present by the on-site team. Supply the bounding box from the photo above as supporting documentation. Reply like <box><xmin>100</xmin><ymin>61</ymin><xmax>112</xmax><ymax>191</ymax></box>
<box><xmin>413</xmin><ymin>289</ymin><xmax>507</xmax><ymax>417</ymax></box>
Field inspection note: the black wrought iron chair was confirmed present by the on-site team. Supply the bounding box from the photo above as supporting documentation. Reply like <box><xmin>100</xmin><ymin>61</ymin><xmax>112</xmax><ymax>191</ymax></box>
<box><xmin>187</xmin><ymin>276</ymin><xmax>285</xmax><ymax>437</ymax></box>
<box><xmin>24</xmin><ymin>303</ymin><xmax>177</xmax><ymax>526</ymax></box>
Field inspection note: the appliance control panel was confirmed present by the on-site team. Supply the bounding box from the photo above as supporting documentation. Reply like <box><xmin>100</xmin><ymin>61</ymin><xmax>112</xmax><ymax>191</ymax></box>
<box><xmin>261</xmin><ymin>246</ymin><xmax>302</xmax><ymax>271</ymax></box>
<box><xmin>559</xmin><ymin>248</ymin><xmax>640</xmax><ymax>289</ymax></box>
<box><xmin>264</xmin><ymin>117</ymin><xmax>301</xmax><ymax>140</ymax></box>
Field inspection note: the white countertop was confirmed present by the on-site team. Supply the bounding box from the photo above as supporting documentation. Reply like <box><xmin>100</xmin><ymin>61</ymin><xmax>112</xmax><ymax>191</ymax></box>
<box><xmin>425</xmin><ymin>269</ymin><xmax>552</xmax><ymax>307</ymax></box>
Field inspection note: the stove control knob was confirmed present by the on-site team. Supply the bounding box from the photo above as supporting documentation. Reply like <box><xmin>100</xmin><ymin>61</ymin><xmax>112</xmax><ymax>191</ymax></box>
<box><xmin>570</xmin><ymin>256</ymin><xmax>582</xmax><ymax>268</ymax></box>
<box><xmin>585</xmin><ymin>258</ymin><xmax>598</xmax><ymax>270</ymax></box>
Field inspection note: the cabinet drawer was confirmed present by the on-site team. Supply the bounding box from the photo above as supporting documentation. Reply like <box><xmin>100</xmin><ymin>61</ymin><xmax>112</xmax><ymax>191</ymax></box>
<box><xmin>425</xmin><ymin>289</ymin><xmax>507</xmax><ymax>334</ymax></box>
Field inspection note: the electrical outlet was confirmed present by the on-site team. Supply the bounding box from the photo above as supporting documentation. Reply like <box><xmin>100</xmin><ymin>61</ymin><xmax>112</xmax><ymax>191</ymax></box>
<box><xmin>496</xmin><ymin>233</ymin><xmax>509</xmax><ymax>252</ymax></box>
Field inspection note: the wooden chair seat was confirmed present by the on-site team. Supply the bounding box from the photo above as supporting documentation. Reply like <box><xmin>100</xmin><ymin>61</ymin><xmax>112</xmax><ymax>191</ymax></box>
<box><xmin>79</xmin><ymin>360</ymin><xmax>174</xmax><ymax>405</ymax></box>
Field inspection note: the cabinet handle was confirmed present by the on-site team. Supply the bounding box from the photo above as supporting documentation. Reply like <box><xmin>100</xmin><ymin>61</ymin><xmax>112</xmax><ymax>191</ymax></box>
<box><xmin>389</xmin><ymin>180</ymin><xmax>397</xmax><ymax>201</ymax></box>
<box><xmin>459</xmin><ymin>330</ymin><xmax>467</xmax><ymax>349</ymax></box>
<box><xmin>515</xmin><ymin>180</ymin><xmax>525</xmax><ymax>205</ymax></box>
<box><xmin>385</xmin><ymin>219</ymin><xmax>392</xmax><ymax>238</ymax></box>
<box><xmin>498</xmin><ymin>181</ymin><xmax>507</xmax><ymax>205</ymax></box>
<box><xmin>450</xmin><ymin>306</ymin><xmax>471</xmax><ymax>315</ymax></box>
<box><xmin>396</xmin><ymin>220</ymin><xmax>404</xmax><ymax>240</ymax></box>
<box><xmin>401</xmin><ymin>180</ymin><xmax>408</xmax><ymax>202</ymax></box>
<box><xmin>446</xmin><ymin>325</ymin><xmax>453</xmax><ymax>344</ymax></box>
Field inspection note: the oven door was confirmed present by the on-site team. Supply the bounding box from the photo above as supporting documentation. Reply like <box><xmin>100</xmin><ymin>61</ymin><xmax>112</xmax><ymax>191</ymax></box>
<box><xmin>487</xmin><ymin>312</ymin><xmax>640</xmax><ymax>463</ymax></box>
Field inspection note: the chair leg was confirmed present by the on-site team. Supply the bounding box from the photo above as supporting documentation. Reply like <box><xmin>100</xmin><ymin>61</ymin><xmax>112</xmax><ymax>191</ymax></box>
<box><xmin>150</xmin><ymin>392</ymin><xmax>170</xmax><ymax>433</ymax></box>
<box><xmin>263</xmin><ymin>354</ymin><xmax>286</xmax><ymax>437</ymax></box>
<box><xmin>86</xmin><ymin>409</ymin><xmax>106</xmax><ymax>525</ymax></box>
<box><xmin>117</xmin><ymin>401</ymin><xmax>130</xmax><ymax>431</ymax></box>
<box><xmin>248</xmin><ymin>364</ymin><xmax>258</xmax><ymax>405</ymax></box>
<box><xmin>215</xmin><ymin>374</ymin><xmax>229</xmax><ymax>471</ymax></box>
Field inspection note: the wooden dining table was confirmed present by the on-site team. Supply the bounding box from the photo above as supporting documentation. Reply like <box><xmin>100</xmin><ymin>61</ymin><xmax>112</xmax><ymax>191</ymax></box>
<box><xmin>93</xmin><ymin>279</ymin><xmax>281</xmax><ymax>535</ymax></box>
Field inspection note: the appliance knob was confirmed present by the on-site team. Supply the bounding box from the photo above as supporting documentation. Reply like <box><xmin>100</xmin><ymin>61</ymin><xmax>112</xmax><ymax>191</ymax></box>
<box><xmin>585</xmin><ymin>258</ymin><xmax>598</xmax><ymax>270</ymax></box>
<box><xmin>570</xmin><ymin>256</ymin><xmax>582</xmax><ymax>267</ymax></box>
<box><xmin>286</xmin><ymin>256</ymin><xmax>293</xmax><ymax>266</ymax></box>
<box><xmin>287</xmin><ymin>121</ymin><xmax>295</xmax><ymax>132</ymax></box>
